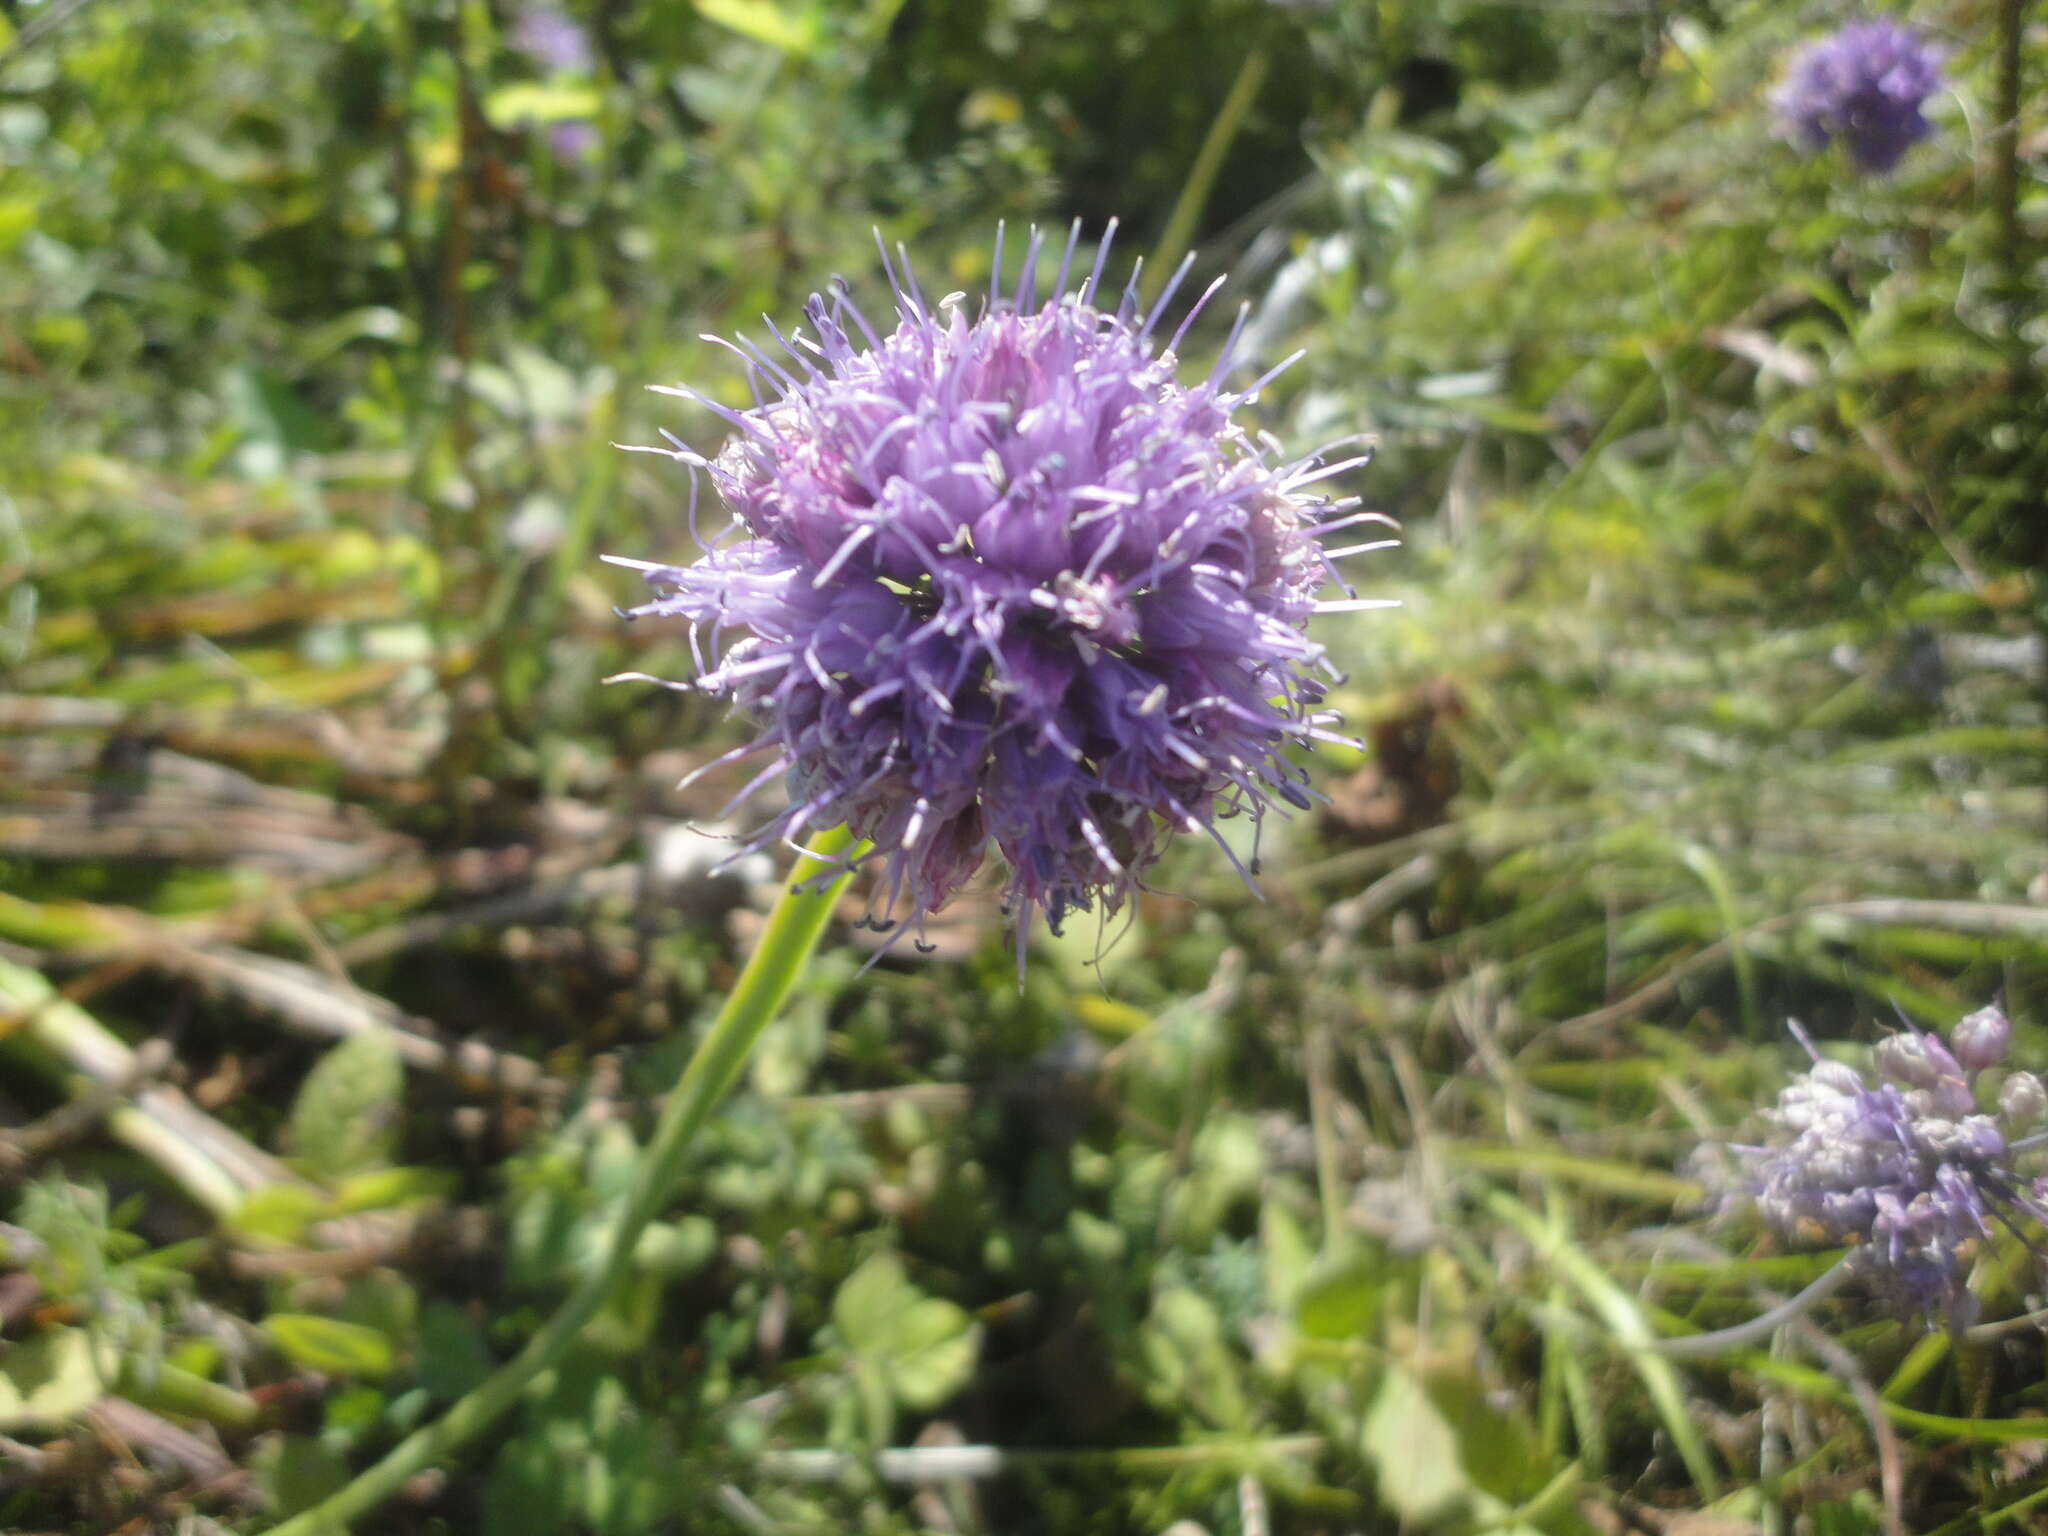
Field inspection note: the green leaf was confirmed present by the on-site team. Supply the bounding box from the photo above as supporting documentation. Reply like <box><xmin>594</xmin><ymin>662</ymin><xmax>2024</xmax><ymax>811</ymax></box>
<box><xmin>1260</xmin><ymin>1200</ymin><xmax>1314</xmax><ymax>1312</ymax></box>
<box><xmin>253</xmin><ymin>1435</ymin><xmax>351</xmax><ymax>1517</ymax></box>
<box><xmin>287</xmin><ymin>1028</ymin><xmax>405</xmax><ymax>1178</ymax></box>
<box><xmin>0</xmin><ymin>1328</ymin><xmax>105</xmax><ymax>1430</ymax></box>
<box><xmin>1139</xmin><ymin>1288</ymin><xmax>1251</xmax><ymax>1432</ymax></box>
<box><xmin>488</xmin><ymin>1435</ymin><xmax>575</xmax><ymax>1536</ymax></box>
<box><xmin>631</xmin><ymin>1217</ymin><xmax>717</xmax><ymax>1281</ymax></box>
<box><xmin>264</xmin><ymin>1313</ymin><xmax>398</xmax><ymax>1378</ymax></box>
<box><xmin>832</xmin><ymin>1253</ymin><xmax>978</xmax><ymax>1413</ymax></box>
<box><xmin>341</xmin><ymin>1269</ymin><xmax>418</xmax><ymax>1344</ymax></box>
<box><xmin>333</xmin><ymin>1165</ymin><xmax>458</xmax><ymax>1214</ymax></box>
<box><xmin>1362</xmin><ymin>1366</ymin><xmax>1470</xmax><ymax>1523</ymax></box>
<box><xmin>418</xmin><ymin>1302</ymin><xmax>492</xmax><ymax>1401</ymax></box>
<box><xmin>1415</xmin><ymin>1349</ymin><xmax>1557</xmax><ymax>1504</ymax></box>
<box><xmin>482</xmin><ymin>82</ymin><xmax>605</xmax><ymax>129</ymax></box>
<box><xmin>1295</xmin><ymin>1249</ymin><xmax>1384</xmax><ymax>1339</ymax></box>
<box><xmin>228</xmin><ymin>1184</ymin><xmax>331</xmax><ymax>1242</ymax></box>
<box><xmin>692</xmin><ymin>0</ymin><xmax>820</xmax><ymax>55</ymax></box>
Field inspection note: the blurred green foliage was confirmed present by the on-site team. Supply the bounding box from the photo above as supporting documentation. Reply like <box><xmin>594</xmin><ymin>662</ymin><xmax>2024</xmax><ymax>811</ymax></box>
<box><xmin>1</xmin><ymin>0</ymin><xmax>2045</xmax><ymax>1531</ymax></box>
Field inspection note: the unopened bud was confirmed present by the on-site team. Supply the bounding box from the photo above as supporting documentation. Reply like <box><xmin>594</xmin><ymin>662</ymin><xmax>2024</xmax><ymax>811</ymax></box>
<box><xmin>1809</xmin><ymin>1061</ymin><xmax>1864</xmax><ymax>1096</ymax></box>
<box><xmin>1877</xmin><ymin>1032</ymin><xmax>1949</xmax><ymax>1088</ymax></box>
<box><xmin>2000</xmin><ymin>1071</ymin><xmax>2046</xmax><ymax>1126</ymax></box>
<box><xmin>1950</xmin><ymin>1004</ymin><xmax>2012</xmax><ymax>1073</ymax></box>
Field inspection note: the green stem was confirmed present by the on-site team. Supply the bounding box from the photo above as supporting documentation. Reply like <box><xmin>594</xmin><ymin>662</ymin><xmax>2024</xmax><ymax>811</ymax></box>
<box><xmin>1147</xmin><ymin>47</ymin><xmax>1270</xmax><ymax>305</ymax></box>
<box><xmin>269</xmin><ymin>826</ymin><xmax>861</xmax><ymax>1534</ymax></box>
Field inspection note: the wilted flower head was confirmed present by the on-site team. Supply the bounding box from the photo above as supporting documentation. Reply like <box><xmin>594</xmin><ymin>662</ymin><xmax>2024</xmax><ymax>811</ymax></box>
<box><xmin>610</xmin><ymin>224</ymin><xmax>1387</xmax><ymax>954</ymax></box>
<box><xmin>512</xmin><ymin>8</ymin><xmax>593</xmax><ymax>74</ymax></box>
<box><xmin>1770</xmin><ymin>20</ymin><xmax>1946</xmax><ymax>173</ymax></box>
<box><xmin>1726</xmin><ymin>1007</ymin><xmax>2045</xmax><ymax>1320</ymax></box>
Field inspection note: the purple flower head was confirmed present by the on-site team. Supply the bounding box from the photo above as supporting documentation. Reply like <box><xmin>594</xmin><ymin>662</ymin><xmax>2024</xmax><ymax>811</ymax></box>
<box><xmin>1770</xmin><ymin>20</ymin><xmax>1947</xmax><ymax>174</ymax></box>
<box><xmin>1726</xmin><ymin>1012</ymin><xmax>2048</xmax><ymax>1321</ymax></box>
<box><xmin>608</xmin><ymin>224</ymin><xmax>1386</xmax><ymax>955</ymax></box>
<box><xmin>513</xmin><ymin>8</ymin><xmax>593</xmax><ymax>74</ymax></box>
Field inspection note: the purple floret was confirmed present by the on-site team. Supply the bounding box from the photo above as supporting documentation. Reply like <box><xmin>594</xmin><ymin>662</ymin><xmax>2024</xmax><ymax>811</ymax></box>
<box><xmin>547</xmin><ymin>120</ymin><xmax>599</xmax><ymax>164</ymax></box>
<box><xmin>1729</xmin><ymin>1006</ymin><xmax>2047</xmax><ymax>1320</ymax></box>
<box><xmin>512</xmin><ymin>8</ymin><xmax>593</xmax><ymax>74</ymax></box>
<box><xmin>1770</xmin><ymin>20</ymin><xmax>1947</xmax><ymax>174</ymax></box>
<box><xmin>608</xmin><ymin>224</ymin><xmax>1386</xmax><ymax>953</ymax></box>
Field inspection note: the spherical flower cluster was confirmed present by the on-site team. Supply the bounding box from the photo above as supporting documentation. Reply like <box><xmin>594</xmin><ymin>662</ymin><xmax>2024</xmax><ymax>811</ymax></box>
<box><xmin>610</xmin><ymin>225</ymin><xmax>1386</xmax><ymax>952</ymax></box>
<box><xmin>1729</xmin><ymin>1007</ymin><xmax>2046</xmax><ymax>1319</ymax></box>
<box><xmin>1770</xmin><ymin>20</ymin><xmax>1947</xmax><ymax>174</ymax></box>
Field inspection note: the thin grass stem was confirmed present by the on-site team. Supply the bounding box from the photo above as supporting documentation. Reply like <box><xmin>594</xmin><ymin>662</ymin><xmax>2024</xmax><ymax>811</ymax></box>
<box><xmin>1147</xmin><ymin>49</ymin><xmax>1270</xmax><ymax>309</ymax></box>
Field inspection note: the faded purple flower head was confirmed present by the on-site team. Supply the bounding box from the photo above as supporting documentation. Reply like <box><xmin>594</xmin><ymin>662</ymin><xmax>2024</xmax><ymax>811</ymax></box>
<box><xmin>609</xmin><ymin>224</ymin><xmax>1386</xmax><ymax>955</ymax></box>
<box><xmin>1771</xmin><ymin>20</ymin><xmax>1946</xmax><ymax>174</ymax></box>
<box><xmin>513</xmin><ymin>8</ymin><xmax>593</xmax><ymax>74</ymax></box>
<box><xmin>1726</xmin><ymin>1009</ymin><xmax>2046</xmax><ymax>1320</ymax></box>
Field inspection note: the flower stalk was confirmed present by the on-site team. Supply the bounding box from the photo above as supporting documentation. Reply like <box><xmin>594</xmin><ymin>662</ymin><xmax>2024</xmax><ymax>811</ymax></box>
<box><xmin>268</xmin><ymin>825</ymin><xmax>860</xmax><ymax>1535</ymax></box>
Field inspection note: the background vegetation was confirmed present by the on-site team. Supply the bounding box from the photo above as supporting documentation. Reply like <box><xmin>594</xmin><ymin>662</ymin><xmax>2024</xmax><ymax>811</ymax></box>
<box><xmin>1</xmin><ymin>0</ymin><xmax>2044</xmax><ymax>1531</ymax></box>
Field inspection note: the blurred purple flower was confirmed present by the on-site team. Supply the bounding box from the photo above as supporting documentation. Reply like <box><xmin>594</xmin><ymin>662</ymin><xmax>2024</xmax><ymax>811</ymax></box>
<box><xmin>547</xmin><ymin>120</ymin><xmax>599</xmax><ymax>164</ymax></box>
<box><xmin>513</xmin><ymin>8</ymin><xmax>593</xmax><ymax>74</ymax></box>
<box><xmin>608</xmin><ymin>224</ymin><xmax>1387</xmax><ymax>955</ymax></box>
<box><xmin>1771</xmin><ymin>20</ymin><xmax>1946</xmax><ymax>173</ymax></box>
<box><xmin>1727</xmin><ymin>1006</ymin><xmax>2045</xmax><ymax>1320</ymax></box>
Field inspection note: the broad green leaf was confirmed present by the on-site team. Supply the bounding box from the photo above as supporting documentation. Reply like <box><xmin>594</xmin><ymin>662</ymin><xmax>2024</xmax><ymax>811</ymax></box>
<box><xmin>333</xmin><ymin>1165</ymin><xmax>458</xmax><ymax>1214</ymax></box>
<box><xmin>878</xmin><ymin>1297</ymin><xmax>979</xmax><ymax>1410</ymax></box>
<box><xmin>1295</xmin><ymin>1249</ymin><xmax>1383</xmax><ymax>1339</ymax></box>
<box><xmin>0</xmin><ymin>1328</ymin><xmax>104</xmax><ymax>1430</ymax></box>
<box><xmin>287</xmin><ymin>1028</ymin><xmax>404</xmax><ymax>1177</ymax></box>
<box><xmin>482</xmin><ymin>82</ymin><xmax>604</xmax><ymax>129</ymax></box>
<box><xmin>1416</xmin><ymin>1347</ymin><xmax>1557</xmax><ymax>1504</ymax></box>
<box><xmin>488</xmin><ymin>1435</ymin><xmax>575</xmax><ymax>1536</ymax></box>
<box><xmin>632</xmin><ymin>1217</ymin><xmax>717</xmax><ymax>1280</ymax></box>
<box><xmin>228</xmin><ymin>1184</ymin><xmax>331</xmax><ymax>1243</ymax></box>
<box><xmin>832</xmin><ymin>1253</ymin><xmax>978</xmax><ymax>1413</ymax></box>
<box><xmin>264</xmin><ymin>1313</ymin><xmax>397</xmax><ymax>1378</ymax></box>
<box><xmin>1139</xmin><ymin>1288</ymin><xmax>1251</xmax><ymax>1432</ymax></box>
<box><xmin>692</xmin><ymin>0</ymin><xmax>820</xmax><ymax>54</ymax></box>
<box><xmin>252</xmin><ymin>1435</ymin><xmax>351</xmax><ymax>1517</ymax></box>
<box><xmin>418</xmin><ymin>1302</ymin><xmax>492</xmax><ymax>1401</ymax></box>
<box><xmin>1362</xmin><ymin>1366</ymin><xmax>1470</xmax><ymax>1523</ymax></box>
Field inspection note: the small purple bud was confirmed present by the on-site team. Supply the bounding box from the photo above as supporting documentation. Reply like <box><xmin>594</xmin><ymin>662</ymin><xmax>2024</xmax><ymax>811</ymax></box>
<box><xmin>1950</xmin><ymin>1004</ymin><xmax>2012</xmax><ymax>1073</ymax></box>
